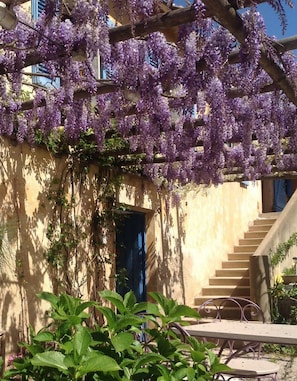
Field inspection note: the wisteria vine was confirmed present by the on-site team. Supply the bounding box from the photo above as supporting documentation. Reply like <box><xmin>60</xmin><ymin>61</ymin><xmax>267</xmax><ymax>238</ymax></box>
<box><xmin>0</xmin><ymin>0</ymin><xmax>296</xmax><ymax>186</ymax></box>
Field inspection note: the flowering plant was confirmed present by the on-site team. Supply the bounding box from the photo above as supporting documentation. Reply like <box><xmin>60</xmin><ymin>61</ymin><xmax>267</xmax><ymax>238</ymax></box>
<box><xmin>270</xmin><ymin>277</ymin><xmax>297</xmax><ymax>324</ymax></box>
<box><xmin>0</xmin><ymin>0</ymin><xmax>296</xmax><ymax>187</ymax></box>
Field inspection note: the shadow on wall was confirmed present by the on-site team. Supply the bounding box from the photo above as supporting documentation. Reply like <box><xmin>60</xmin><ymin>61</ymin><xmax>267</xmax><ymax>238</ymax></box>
<box><xmin>0</xmin><ymin>139</ymin><xmax>190</xmax><ymax>355</ymax></box>
<box><xmin>0</xmin><ymin>140</ymin><xmax>109</xmax><ymax>354</ymax></box>
<box><xmin>157</xmin><ymin>195</ymin><xmax>187</xmax><ymax>304</ymax></box>
<box><xmin>0</xmin><ymin>142</ymin><xmax>60</xmax><ymax>352</ymax></box>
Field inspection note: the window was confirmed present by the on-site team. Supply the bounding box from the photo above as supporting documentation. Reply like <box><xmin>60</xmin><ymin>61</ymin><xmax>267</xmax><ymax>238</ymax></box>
<box><xmin>31</xmin><ymin>0</ymin><xmax>60</xmax><ymax>87</ymax></box>
<box><xmin>97</xmin><ymin>17</ymin><xmax>115</xmax><ymax>80</ymax></box>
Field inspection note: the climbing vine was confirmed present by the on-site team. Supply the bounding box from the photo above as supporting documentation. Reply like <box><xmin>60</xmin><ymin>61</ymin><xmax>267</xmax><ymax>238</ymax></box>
<box><xmin>270</xmin><ymin>232</ymin><xmax>297</xmax><ymax>268</ymax></box>
<box><xmin>42</xmin><ymin>130</ymin><xmax>126</xmax><ymax>301</ymax></box>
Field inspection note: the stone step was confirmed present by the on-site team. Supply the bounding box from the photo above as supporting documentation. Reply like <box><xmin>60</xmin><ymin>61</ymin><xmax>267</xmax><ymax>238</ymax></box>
<box><xmin>228</xmin><ymin>252</ymin><xmax>252</xmax><ymax>261</ymax></box>
<box><xmin>201</xmin><ymin>286</ymin><xmax>250</xmax><ymax>297</ymax></box>
<box><xmin>222</xmin><ymin>260</ymin><xmax>249</xmax><ymax>268</ymax></box>
<box><xmin>258</xmin><ymin>212</ymin><xmax>281</xmax><ymax>219</ymax></box>
<box><xmin>238</xmin><ymin>237</ymin><xmax>264</xmax><ymax>246</ymax></box>
<box><xmin>248</xmin><ymin>224</ymin><xmax>273</xmax><ymax>232</ymax></box>
<box><xmin>193</xmin><ymin>213</ymin><xmax>279</xmax><ymax>319</ymax></box>
<box><xmin>195</xmin><ymin>291</ymin><xmax>251</xmax><ymax>306</ymax></box>
<box><xmin>253</xmin><ymin>218</ymin><xmax>277</xmax><ymax>226</ymax></box>
<box><xmin>209</xmin><ymin>277</ymin><xmax>250</xmax><ymax>286</ymax></box>
<box><xmin>244</xmin><ymin>231</ymin><xmax>267</xmax><ymax>239</ymax></box>
<box><xmin>233</xmin><ymin>245</ymin><xmax>258</xmax><ymax>253</ymax></box>
<box><xmin>196</xmin><ymin>305</ymin><xmax>254</xmax><ymax>320</ymax></box>
<box><xmin>215</xmin><ymin>268</ymin><xmax>249</xmax><ymax>277</ymax></box>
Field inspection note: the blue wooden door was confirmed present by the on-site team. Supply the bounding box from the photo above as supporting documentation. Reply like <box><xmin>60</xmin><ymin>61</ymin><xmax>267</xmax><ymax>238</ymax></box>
<box><xmin>116</xmin><ymin>212</ymin><xmax>146</xmax><ymax>302</ymax></box>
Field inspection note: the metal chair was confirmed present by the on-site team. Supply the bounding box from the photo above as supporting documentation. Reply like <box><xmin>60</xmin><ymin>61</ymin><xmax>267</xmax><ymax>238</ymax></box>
<box><xmin>198</xmin><ymin>297</ymin><xmax>279</xmax><ymax>380</ymax></box>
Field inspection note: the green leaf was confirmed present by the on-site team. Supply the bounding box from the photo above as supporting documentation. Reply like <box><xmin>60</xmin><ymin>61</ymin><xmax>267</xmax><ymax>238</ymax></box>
<box><xmin>169</xmin><ymin>305</ymin><xmax>200</xmax><ymax>319</ymax></box>
<box><xmin>31</xmin><ymin>352</ymin><xmax>68</xmax><ymax>373</ymax></box>
<box><xmin>207</xmin><ymin>348</ymin><xmax>217</xmax><ymax>367</ymax></box>
<box><xmin>33</xmin><ymin>331</ymin><xmax>54</xmax><ymax>342</ymax></box>
<box><xmin>77</xmin><ymin>353</ymin><xmax>121</xmax><ymax>377</ymax></box>
<box><xmin>174</xmin><ymin>366</ymin><xmax>193</xmax><ymax>380</ymax></box>
<box><xmin>73</xmin><ymin>328</ymin><xmax>92</xmax><ymax>358</ymax></box>
<box><xmin>149</xmin><ymin>292</ymin><xmax>170</xmax><ymax>314</ymax></box>
<box><xmin>96</xmin><ymin>306</ymin><xmax>117</xmax><ymax>329</ymax></box>
<box><xmin>197</xmin><ymin>363</ymin><xmax>207</xmax><ymax>373</ymax></box>
<box><xmin>60</xmin><ymin>341</ymin><xmax>73</xmax><ymax>354</ymax></box>
<box><xmin>66</xmin><ymin>315</ymin><xmax>82</xmax><ymax>325</ymax></box>
<box><xmin>191</xmin><ymin>350</ymin><xmax>206</xmax><ymax>363</ymax></box>
<box><xmin>60</xmin><ymin>293</ymin><xmax>76</xmax><ymax>315</ymax></box>
<box><xmin>64</xmin><ymin>354</ymin><xmax>76</xmax><ymax>369</ymax></box>
<box><xmin>99</xmin><ymin>291</ymin><xmax>125</xmax><ymax>314</ymax></box>
<box><xmin>111</xmin><ymin>332</ymin><xmax>134</xmax><ymax>352</ymax></box>
<box><xmin>75</xmin><ymin>301</ymin><xmax>97</xmax><ymax>316</ymax></box>
<box><xmin>211</xmin><ymin>363</ymin><xmax>231</xmax><ymax>373</ymax></box>
<box><xmin>185</xmin><ymin>367</ymin><xmax>196</xmax><ymax>381</ymax></box>
<box><xmin>123</xmin><ymin>291</ymin><xmax>137</xmax><ymax>309</ymax></box>
<box><xmin>134</xmin><ymin>353</ymin><xmax>166</xmax><ymax>368</ymax></box>
<box><xmin>155</xmin><ymin>363</ymin><xmax>170</xmax><ymax>380</ymax></box>
<box><xmin>157</xmin><ymin>337</ymin><xmax>176</xmax><ymax>357</ymax></box>
<box><xmin>131</xmin><ymin>301</ymin><xmax>148</xmax><ymax>315</ymax></box>
<box><xmin>21</xmin><ymin>342</ymin><xmax>45</xmax><ymax>356</ymax></box>
<box><xmin>145</xmin><ymin>302</ymin><xmax>161</xmax><ymax>316</ymax></box>
<box><xmin>38</xmin><ymin>292</ymin><xmax>58</xmax><ymax>308</ymax></box>
<box><xmin>99</xmin><ymin>289</ymin><xmax>123</xmax><ymax>303</ymax></box>
<box><xmin>114</xmin><ymin>315</ymin><xmax>144</xmax><ymax>331</ymax></box>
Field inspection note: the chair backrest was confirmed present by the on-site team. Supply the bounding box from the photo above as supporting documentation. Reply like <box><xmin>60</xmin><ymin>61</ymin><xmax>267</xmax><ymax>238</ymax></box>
<box><xmin>198</xmin><ymin>298</ymin><xmax>266</xmax><ymax>360</ymax></box>
<box><xmin>169</xmin><ymin>322</ymin><xmax>191</xmax><ymax>343</ymax></box>
<box><xmin>198</xmin><ymin>297</ymin><xmax>265</xmax><ymax>323</ymax></box>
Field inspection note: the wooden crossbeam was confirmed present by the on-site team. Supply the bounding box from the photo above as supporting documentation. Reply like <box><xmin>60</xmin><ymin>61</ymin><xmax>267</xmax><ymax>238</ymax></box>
<box><xmin>0</xmin><ymin>1</ymin><xmax>280</xmax><ymax>74</ymax></box>
<box><xmin>201</xmin><ymin>0</ymin><xmax>297</xmax><ymax>106</ymax></box>
<box><xmin>19</xmin><ymin>34</ymin><xmax>297</xmax><ymax>112</ymax></box>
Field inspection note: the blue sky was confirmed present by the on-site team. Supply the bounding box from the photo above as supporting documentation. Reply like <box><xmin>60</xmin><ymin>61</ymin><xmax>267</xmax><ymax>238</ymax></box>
<box><xmin>257</xmin><ymin>1</ymin><xmax>297</xmax><ymax>39</ymax></box>
<box><xmin>173</xmin><ymin>1</ymin><xmax>297</xmax><ymax>39</ymax></box>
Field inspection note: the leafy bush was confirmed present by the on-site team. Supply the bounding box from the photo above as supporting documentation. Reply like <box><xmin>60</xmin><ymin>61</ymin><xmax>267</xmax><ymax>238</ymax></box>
<box><xmin>270</xmin><ymin>281</ymin><xmax>297</xmax><ymax>324</ymax></box>
<box><xmin>1</xmin><ymin>290</ymin><xmax>229</xmax><ymax>381</ymax></box>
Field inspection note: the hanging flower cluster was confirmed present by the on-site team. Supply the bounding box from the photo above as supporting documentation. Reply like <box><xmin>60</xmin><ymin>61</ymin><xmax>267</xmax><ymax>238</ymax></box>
<box><xmin>0</xmin><ymin>0</ymin><xmax>296</xmax><ymax>186</ymax></box>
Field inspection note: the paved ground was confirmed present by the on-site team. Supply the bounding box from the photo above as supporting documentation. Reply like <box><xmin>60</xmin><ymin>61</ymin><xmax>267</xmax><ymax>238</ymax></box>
<box><xmin>263</xmin><ymin>353</ymin><xmax>297</xmax><ymax>381</ymax></box>
<box><xmin>224</xmin><ymin>353</ymin><xmax>297</xmax><ymax>380</ymax></box>
<box><xmin>215</xmin><ymin>347</ymin><xmax>297</xmax><ymax>380</ymax></box>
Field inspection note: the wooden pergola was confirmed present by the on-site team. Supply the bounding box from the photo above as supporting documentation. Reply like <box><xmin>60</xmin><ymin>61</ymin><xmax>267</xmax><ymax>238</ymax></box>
<box><xmin>2</xmin><ymin>0</ymin><xmax>297</xmax><ymax>183</ymax></box>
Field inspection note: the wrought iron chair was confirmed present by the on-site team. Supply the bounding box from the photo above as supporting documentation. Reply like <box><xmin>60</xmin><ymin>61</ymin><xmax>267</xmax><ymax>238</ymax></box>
<box><xmin>197</xmin><ymin>297</ymin><xmax>279</xmax><ymax>380</ymax></box>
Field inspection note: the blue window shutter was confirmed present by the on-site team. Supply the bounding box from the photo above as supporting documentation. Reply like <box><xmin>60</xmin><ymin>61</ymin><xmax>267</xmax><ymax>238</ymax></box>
<box><xmin>99</xmin><ymin>17</ymin><xmax>114</xmax><ymax>79</ymax></box>
<box><xmin>32</xmin><ymin>0</ymin><xmax>60</xmax><ymax>87</ymax></box>
<box><xmin>32</xmin><ymin>0</ymin><xmax>46</xmax><ymax>18</ymax></box>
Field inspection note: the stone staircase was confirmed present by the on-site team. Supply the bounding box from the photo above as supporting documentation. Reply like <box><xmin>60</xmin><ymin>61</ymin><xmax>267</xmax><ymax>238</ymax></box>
<box><xmin>194</xmin><ymin>212</ymin><xmax>280</xmax><ymax>317</ymax></box>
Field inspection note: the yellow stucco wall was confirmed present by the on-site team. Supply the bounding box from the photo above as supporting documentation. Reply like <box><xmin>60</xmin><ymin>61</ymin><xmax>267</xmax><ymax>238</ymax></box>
<box><xmin>0</xmin><ymin>137</ymin><xmax>262</xmax><ymax>357</ymax></box>
<box><xmin>177</xmin><ymin>182</ymin><xmax>262</xmax><ymax>305</ymax></box>
<box><xmin>117</xmin><ymin>175</ymin><xmax>262</xmax><ymax>306</ymax></box>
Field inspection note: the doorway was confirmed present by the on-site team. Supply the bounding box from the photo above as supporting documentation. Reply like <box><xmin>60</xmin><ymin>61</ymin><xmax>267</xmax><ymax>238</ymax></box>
<box><xmin>262</xmin><ymin>179</ymin><xmax>297</xmax><ymax>212</ymax></box>
<box><xmin>116</xmin><ymin>211</ymin><xmax>146</xmax><ymax>302</ymax></box>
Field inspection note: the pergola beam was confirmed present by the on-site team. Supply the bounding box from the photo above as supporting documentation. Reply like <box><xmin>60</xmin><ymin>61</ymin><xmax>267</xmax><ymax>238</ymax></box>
<box><xmin>19</xmin><ymin>34</ymin><xmax>297</xmax><ymax>112</ymax></box>
<box><xmin>0</xmin><ymin>0</ymin><xmax>278</xmax><ymax>75</ymax></box>
<box><xmin>201</xmin><ymin>0</ymin><xmax>297</xmax><ymax>106</ymax></box>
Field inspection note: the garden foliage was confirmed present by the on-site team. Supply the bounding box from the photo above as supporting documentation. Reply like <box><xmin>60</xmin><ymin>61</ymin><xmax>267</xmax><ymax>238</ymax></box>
<box><xmin>1</xmin><ymin>290</ymin><xmax>229</xmax><ymax>380</ymax></box>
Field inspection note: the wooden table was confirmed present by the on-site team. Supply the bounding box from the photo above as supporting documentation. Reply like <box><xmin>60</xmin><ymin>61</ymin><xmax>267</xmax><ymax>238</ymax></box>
<box><xmin>185</xmin><ymin>320</ymin><xmax>297</xmax><ymax>346</ymax></box>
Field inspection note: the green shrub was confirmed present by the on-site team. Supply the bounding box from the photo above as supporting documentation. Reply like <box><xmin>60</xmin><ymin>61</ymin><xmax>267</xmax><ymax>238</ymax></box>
<box><xmin>1</xmin><ymin>290</ymin><xmax>229</xmax><ymax>381</ymax></box>
<box><xmin>270</xmin><ymin>282</ymin><xmax>297</xmax><ymax>324</ymax></box>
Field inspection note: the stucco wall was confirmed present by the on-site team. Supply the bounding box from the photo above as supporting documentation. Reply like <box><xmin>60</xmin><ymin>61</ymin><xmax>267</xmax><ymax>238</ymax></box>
<box><xmin>0</xmin><ymin>137</ymin><xmax>262</xmax><ymax>358</ymax></box>
<box><xmin>144</xmin><ymin>182</ymin><xmax>262</xmax><ymax>306</ymax></box>
<box><xmin>179</xmin><ymin>182</ymin><xmax>262</xmax><ymax>305</ymax></box>
<box><xmin>117</xmin><ymin>176</ymin><xmax>262</xmax><ymax>305</ymax></box>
